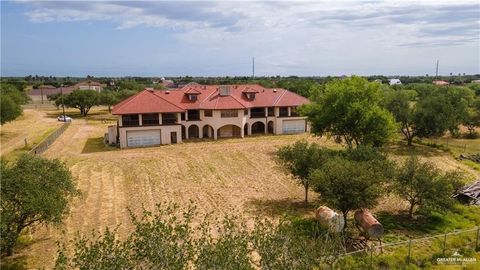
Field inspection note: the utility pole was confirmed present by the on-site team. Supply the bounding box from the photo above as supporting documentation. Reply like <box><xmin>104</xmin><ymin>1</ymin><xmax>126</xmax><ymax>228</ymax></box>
<box><xmin>60</xmin><ymin>84</ymin><xmax>66</xmax><ymax>122</ymax></box>
<box><xmin>435</xmin><ymin>60</ymin><xmax>439</xmax><ymax>80</ymax></box>
<box><xmin>252</xmin><ymin>56</ymin><xmax>255</xmax><ymax>78</ymax></box>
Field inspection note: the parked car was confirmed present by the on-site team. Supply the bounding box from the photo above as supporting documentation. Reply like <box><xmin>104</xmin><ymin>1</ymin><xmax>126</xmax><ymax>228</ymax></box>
<box><xmin>57</xmin><ymin>115</ymin><xmax>72</xmax><ymax>122</ymax></box>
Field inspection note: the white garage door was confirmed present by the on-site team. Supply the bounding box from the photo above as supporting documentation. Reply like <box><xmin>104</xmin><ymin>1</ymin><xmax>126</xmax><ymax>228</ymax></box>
<box><xmin>127</xmin><ymin>130</ymin><xmax>161</xmax><ymax>147</ymax></box>
<box><xmin>282</xmin><ymin>120</ymin><xmax>306</xmax><ymax>134</ymax></box>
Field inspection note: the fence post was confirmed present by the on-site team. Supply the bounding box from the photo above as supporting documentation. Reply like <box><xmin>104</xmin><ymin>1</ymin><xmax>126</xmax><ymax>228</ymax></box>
<box><xmin>442</xmin><ymin>234</ymin><xmax>447</xmax><ymax>256</ymax></box>
<box><xmin>407</xmin><ymin>239</ymin><xmax>412</xmax><ymax>266</ymax></box>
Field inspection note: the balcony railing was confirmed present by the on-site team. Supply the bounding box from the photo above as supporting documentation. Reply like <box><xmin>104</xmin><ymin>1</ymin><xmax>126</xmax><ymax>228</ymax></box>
<box><xmin>122</xmin><ymin>120</ymin><xmax>139</xmax><ymax>127</ymax></box>
<box><xmin>142</xmin><ymin>119</ymin><xmax>159</xmax><ymax>126</ymax></box>
<box><xmin>250</xmin><ymin>112</ymin><xmax>266</xmax><ymax>118</ymax></box>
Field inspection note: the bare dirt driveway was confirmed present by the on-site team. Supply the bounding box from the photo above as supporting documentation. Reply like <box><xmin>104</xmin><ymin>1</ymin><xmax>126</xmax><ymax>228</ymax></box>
<box><xmin>19</xmin><ymin>111</ymin><xmax>479</xmax><ymax>268</ymax></box>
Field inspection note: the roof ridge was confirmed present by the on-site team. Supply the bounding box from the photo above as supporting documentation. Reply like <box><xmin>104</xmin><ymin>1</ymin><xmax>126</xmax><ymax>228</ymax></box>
<box><xmin>199</xmin><ymin>87</ymin><xmax>218</xmax><ymax>107</ymax></box>
<box><xmin>273</xmin><ymin>88</ymin><xmax>288</xmax><ymax>106</ymax></box>
<box><xmin>153</xmin><ymin>91</ymin><xmax>186</xmax><ymax>111</ymax></box>
<box><xmin>113</xmin><ymin>90</ymin><xmax>145</xmax><ymax>112</ymax></box>
<box><xmin>229</xmin><ymin>93</ymin><xmax>248</xmax><ymax>108</ymax></box>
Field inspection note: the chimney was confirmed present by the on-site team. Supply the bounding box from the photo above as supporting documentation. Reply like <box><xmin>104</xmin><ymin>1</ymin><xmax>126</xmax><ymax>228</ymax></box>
<box><xmin>219</xmin><ymin>85</ymin><xmax>231</xmax><ymax>96</ymax></box>
<box><xmin>273</xmin><ymin>89</ymin><xmax>277</xmax><ymax>93</ymax></box>
<box><xmin>166</xmin><ymin>90</ymin><xmax>170</xmax><ymax>94</ymax></box>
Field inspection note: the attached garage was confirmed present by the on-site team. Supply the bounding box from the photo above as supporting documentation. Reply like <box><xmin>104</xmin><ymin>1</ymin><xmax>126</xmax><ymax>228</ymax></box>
<box><xmin>127</xmin><ymin>129</ymin><xmax>161</xmax><ymax>147</ymax></box>
<box><xmin>282</xmin><ymin>120</ymin><xmax>306</xmax><ymax>134</ymax></box>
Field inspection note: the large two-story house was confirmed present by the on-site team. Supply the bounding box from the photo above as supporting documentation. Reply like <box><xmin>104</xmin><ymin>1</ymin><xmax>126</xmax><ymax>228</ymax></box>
<box><xmin>107</xmin><ymin>84</ymin><xmax>310</xmax><ymax>148</ymax></box>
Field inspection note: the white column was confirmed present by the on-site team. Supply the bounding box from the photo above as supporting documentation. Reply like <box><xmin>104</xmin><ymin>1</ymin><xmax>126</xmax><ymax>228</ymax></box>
<box><xmin>287</xmin><ymin>107</ymin><xmax>291</xmax><ymax>117</ymax></box>
<box><xmin>159</xmin><ymin>113</ymin><xmax>162</xmax><ymax>125</ymax></box>
<box><xmin>139</xmin><ymin>114</ymin><xmax>143</xmax><ymax>126</ymax></box>
<box><xmin>177</xmin><ymin>113</ymin><xmax>182</xmax><ymax>123</ymax></box>
<box><xmin>199</xmin><ymin>126</ymin><xmax>203</xmax><ymax>139</ymax></box>
<box><xmin>264</xmin><ymin>107</ymin><xmax>268</xmax><ymax>117</ymax></box>
<box><xmin>275</xmin><ymin>107</ymin><xmax>279</xmax><ymax>117</ymax></box>
<box><xmin>213</xmin><ymin>128</ymin><xmax>218</xmax><ymax>140</ymax></box>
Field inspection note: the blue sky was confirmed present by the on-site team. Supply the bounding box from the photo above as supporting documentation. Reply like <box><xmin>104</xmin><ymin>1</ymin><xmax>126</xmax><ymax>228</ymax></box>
<box><xmin>1</xmin><ymin>0</ymin><xmax>479</xmax><ymax>77</ymax></box>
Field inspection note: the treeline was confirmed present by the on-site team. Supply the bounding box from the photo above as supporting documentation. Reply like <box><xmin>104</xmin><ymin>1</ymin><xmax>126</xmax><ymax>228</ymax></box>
<box><xmin>303</xmin><ymin>77</ymin><xmax>480</xmax><ymax>147</ymax></box>
<box><xmin>0</xmin><ymin>81</ymin><xmax>30</xmax><ymax>124</ymax></box>
<box><xmin>48</xmin><ymin>89</ymin><xmax>138</xmax><ymax>116</ymax></box>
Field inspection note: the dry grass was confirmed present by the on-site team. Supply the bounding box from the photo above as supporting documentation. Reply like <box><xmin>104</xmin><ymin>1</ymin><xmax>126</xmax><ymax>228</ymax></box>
<box><xmin>9</xmin><ymin>109</ymin><xmax>480</xmax><ymax>268</ymax></box>
<box><xmin>0</xmin><ymin>109</ymin><xmax>61</xmax><ymax>156</ymax></box>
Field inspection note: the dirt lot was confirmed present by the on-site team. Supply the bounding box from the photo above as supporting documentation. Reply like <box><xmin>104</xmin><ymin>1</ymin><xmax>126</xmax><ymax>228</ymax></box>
<box><xmin>8</xmin><ymin>109</ymin><xmax>479</xmax><ymax>268</ymax></box>
<box><xmin>0</xmin><ymin>109</ymin><xmax>61</xmax><ymax>156</ymax></box>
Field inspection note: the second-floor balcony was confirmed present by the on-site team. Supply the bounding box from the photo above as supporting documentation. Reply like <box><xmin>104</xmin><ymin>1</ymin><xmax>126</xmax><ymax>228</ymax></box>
<box><xmin>250</xmin><ymin>108</ymin><xmax>266</xmax><ymax>118</ymax></box>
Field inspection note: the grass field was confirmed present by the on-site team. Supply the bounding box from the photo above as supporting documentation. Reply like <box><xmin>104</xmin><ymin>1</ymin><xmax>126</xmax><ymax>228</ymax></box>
<box><xmin>3</xmin><ymin>108</ymin><xmax>479</xmax><ymax>268</ymax></box>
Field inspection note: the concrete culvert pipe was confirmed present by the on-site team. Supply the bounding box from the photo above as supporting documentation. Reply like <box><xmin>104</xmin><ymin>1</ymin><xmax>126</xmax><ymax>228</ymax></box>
<box><xmin>314</xmin><ymin>206</ymin><xmax>345</xmax><ymax>233</ymax></box>
<box><xmin>354</xmin><ymin>208</ymin><xmax>384</xmax><ymax>239</ymax></box>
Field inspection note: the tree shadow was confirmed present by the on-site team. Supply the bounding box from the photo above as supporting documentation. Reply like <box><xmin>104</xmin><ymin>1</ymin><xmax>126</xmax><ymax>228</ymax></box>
<box><xmin>82</xmin><ymin>137</ymin><xmax>119</xmax><ymax>153</ymax></box>
<box><xmin>376</xmin><ymin>211</ymin><xmax>448</xmax><ymax>235</ymax></box>
<box><xmin>383</xmin><ymin>141</ymin><xmax>447</xmax><ymax>157</ymax></box>
<box><xmin>246</xmin><ymin>198</ymin><xmax>317</xmax><ymax>218</ymax></box>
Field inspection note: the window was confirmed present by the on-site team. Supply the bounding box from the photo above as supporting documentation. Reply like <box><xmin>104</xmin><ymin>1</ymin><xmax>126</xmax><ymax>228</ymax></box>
<box><xmin>250</xmin><ymin>107</ymin><xmax>265</xmax><ymax>118</ymax></box>
<box><xmin>122</xmin><ymin>114</ymin><xmax>139</xmax><ymax>126</ymax></box>
<box><xmin>221</xmin><ymin>110</ymin><xmax>238</xmax><ymax>118</ymax></box>
<box><xmin>142</xmin><ymin>113</ymin><xmax>159</xmax><ymax>126</ymax></box>
<box><xmin>245</xmin><ymin>93</ymin><xmax>256</xmax><ymax>100</ymax></box>
<box><xmin>204</xmin><ymin>110</ymin><xmax>213</xmax><ymax>117</ymax></box>
<box><xmin>188</xmin><ymin>110</ymin><xmax>200</xmax><ymax>121</ymax></box>
<box><xmin>279</xmin><ymin>107</ymin><xmax>289</xmax><ymax>117</ymax></box>
<box><xmin>244</xmin><ymin>109</ymin><xmax>249</xmax><ymax>116</ymax></box>
<box><xmin>181</xmin><ymin>112</ymin><xmax>186</xmax><ymax>121</ymax></box>
<box><xmin>268</xmin><ymin>107</ymin><xmax>275</xmax><ymax>116</ymax></box>
<box><xmin>188</xmin><ymin>94</ymin><xmax>198</xmax><ymax>101</ymax></box>
<box><xmin>291</xmin><ymin>107</ymin><xmax>299</xmax><ymax>117</ymax></box>
<box><xmin>162</xmin><ymin>113</ymin><xmax>177</xmax><ymax>124</ymax></box>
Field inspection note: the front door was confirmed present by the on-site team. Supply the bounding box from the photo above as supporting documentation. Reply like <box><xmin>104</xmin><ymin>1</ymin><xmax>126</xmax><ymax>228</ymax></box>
<box><xmin>171</xmin><ymin>132</ymin><xmax>177</xmax><ymax>144</ymax></box>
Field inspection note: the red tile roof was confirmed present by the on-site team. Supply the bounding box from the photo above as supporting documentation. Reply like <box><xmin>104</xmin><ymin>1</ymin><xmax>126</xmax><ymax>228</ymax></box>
<box><xmin>112</xmin><ymin>84</ymin><xmax>309</xmax><ymax>115</ymax></box>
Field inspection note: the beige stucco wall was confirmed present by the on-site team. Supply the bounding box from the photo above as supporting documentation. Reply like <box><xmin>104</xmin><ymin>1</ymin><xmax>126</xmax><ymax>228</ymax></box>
<box><xmin>118</xmin><ymin>125</ymin><xmax>182</xmax><ymax>148</ymax></box>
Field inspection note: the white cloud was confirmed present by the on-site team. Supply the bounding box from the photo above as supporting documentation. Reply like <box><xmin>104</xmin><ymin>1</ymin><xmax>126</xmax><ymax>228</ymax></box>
<box><xmin>10</xmin><ymin>0</ymin><xmax>480</xmax><ymax>75</ymax></box>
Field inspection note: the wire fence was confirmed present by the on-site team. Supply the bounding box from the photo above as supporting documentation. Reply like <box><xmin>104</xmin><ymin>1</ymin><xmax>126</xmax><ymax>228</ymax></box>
<box><xmin>29</xmin><ymin>122</ymin><xmax>71</xmax><ymax>155</ymax></box>
<box><xmin>336</xmin><ymin>227</ymin><xmax>480</xmax><ymax>269</ymax></box>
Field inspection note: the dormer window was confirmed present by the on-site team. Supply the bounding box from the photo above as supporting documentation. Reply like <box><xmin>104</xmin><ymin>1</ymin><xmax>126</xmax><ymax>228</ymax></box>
<box><xmin>188</xmin><ymin>94</ymin><xmax>198</xmax><ymax>101</ymax></box>
<box><xmin>243</xmin><ymin>87</ymin><xmax>259</xmax><ymax>100</ymax></box>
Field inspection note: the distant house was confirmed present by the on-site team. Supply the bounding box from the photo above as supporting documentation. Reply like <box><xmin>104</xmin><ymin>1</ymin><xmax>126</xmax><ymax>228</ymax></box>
<box><xmin>471</xmin><ymin>79</ymin><xmax>480</xmax><ymax>84</ymax></box>
<box><xmin>74</xmin><ymin>81</ymin><xmax>104</xmax><ymax>92</ymax></box>
<box><xmin>432</xmin><ymin>80</ymin><xmax>449</xmax><ymax>86</ymax></box>
<box><xmin>388</xmin><ymin>79</ymin><xmax>402</xmax><ymax>85</ymax></box>
<box><xmin>108</xmin><ymin>84</ymin><xmax>310</xmax><ymax>148</ymax></box>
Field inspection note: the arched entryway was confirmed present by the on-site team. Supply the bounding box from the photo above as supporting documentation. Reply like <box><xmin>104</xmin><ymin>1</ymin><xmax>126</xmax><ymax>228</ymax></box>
<box><xmin>252</xmin><ymin>121</ymin><xmax>265</xmax><ymax>134</ymax></box>
<box><xmin>218</xmin><ymin>125</ymin><xmax>241</xmax><ymax>138</ymax></box>
<box><xmin>244</xmin><ymin>123</ymin><xmax>248</xmax><ymax>136</ymax></box>
<box><xmin>202</xmin><ymin>125</ymin><xmax>214</xmax><ymax>138</ymax></box>
<box><xmin>267</xmin><ymin>121</ymin><xmax>274</xmax><ymax>134</ymax></box>
<box><xmin>188</xmin><ymin>125</ymin><xmax>199</xmax><ymax>138</ymax></box>
<box><xmin>181</xmin><ymin>125</ymin><xmax>186</xmax><ymax>139</ymax></box>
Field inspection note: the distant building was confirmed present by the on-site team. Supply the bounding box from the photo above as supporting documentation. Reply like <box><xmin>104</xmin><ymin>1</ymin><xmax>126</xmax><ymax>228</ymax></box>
<box><xmin>471</xmin><ymin>80</ymin><xmax>480</xmax><ymax>84</ymax></box>
<box><xmin>432</xmin><ymin>80</ymin><xmax>449</xmax><ymax>86</ymax></box>
<box><xmin>74</xmin><ymin>81</ymin><xmax>104</xmax><ymax>92</ymax></box>
<box><xmin>389</xmin><ymin>79</ymin><xmax>402</xmax><ymax>85</ymax></box>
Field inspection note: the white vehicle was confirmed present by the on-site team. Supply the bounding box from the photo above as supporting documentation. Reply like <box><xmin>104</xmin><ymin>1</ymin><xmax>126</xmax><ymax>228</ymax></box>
<box><xmin>57</xmin><ymin>115</ymin><xmax>72</xmax><ymax>122</ymax></box>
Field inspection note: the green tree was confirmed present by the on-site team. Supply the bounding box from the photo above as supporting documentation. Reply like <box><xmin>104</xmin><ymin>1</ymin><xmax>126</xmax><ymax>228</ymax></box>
<box><xmin>0</xmin><ymin>95</ymin><xmax>22</xmax><ymax>124</ymax></box>
<box><xmin>463</xmin><ymin>98</ymin><xmax>480</xmax><ymax>137</ymax></box>
<box><xmin>99</xmin><ymin>91</ymin><xmax>121</xmax><ymax>112</ymax></box>
<box><xmin>394</xmin><ymin>156</ymin><xmax>463</xmax><ymax>219</ymax></box>
<box><xmin>64</xmin><ymin>89</ymin><xmax>99</xmax><ymax>116</ymax></box>
<box><xmin>310</xmin><ymin>148</ymin><xmax>393</xmax><ymax>229</ymax></box>
<box><xmin>303</xmin><ymin>76</ymin><xmax>396</xmax><ymax>148</ymax></box>
<box><xmin>414</xmin><ymin>86</ymin><xmax>474</xmax><ymax>138</ymax></box>
<box><xmin>0</xmin><ymin>82</ymin><xmax>30</xmax><ymax>124</ymax></box>
<box><xmin>1</xmin><ymin>154</ymin><xmax>79</xmax><ymax>256</ymax></box>
<box><xmin>277</xmin><ymin>140</ymin><xmax>332</xmax><ymax>204</ymax></box>
<box><xmin>383</xmin><ymin>89</ymin><xmax>417</xmax><ymax>145</ymax></box>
